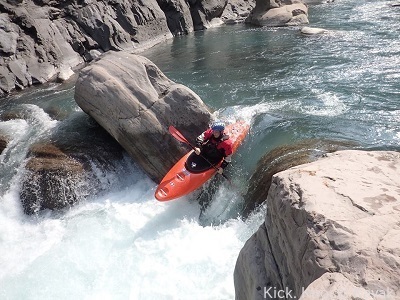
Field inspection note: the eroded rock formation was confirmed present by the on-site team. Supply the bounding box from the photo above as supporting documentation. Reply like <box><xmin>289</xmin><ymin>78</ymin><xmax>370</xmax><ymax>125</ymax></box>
<box><xmin>246</xmin><ymin>0</ymin><xmax>309</xmax><ymax>26</ymax></box>
<box><xmin>0</xmin><ymin>0</ymin><xmax>257</xmax><ymax>96</ymax></box>
<box><xmin>235</xmin><ymin>150</ymin><xmax>400</xmax><ymax>300</ymax></box>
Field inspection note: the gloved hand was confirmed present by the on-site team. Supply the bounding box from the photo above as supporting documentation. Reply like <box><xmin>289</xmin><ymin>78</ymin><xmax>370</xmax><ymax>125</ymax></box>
<box><xmin>194</xmin><ymin>147</ymin><xmax>201</xmax><ymax>155</ymax></box>
<box><xmin>217</xmin><ymin>167</ymin><xmax>224</xmax><ymax>174</ymax></box>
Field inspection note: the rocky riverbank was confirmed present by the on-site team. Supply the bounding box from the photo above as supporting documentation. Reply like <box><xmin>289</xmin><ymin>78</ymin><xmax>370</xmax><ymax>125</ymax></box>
<box><xmin>235</xmin><ymin>150</ymin><xmax>400</xmax><ymax>300</ymax></box>
<box><xmin>0</xmin><ymin>0</ymin><xmax>254</xmax><ymax>96</ymax></box>
<box><xmin>0</xmin><ymin>0</ymin><xmax>314</xmax><ymax>96</ymax></box>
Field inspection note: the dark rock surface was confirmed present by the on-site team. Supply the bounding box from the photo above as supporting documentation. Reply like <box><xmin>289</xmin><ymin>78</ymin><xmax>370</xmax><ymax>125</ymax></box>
<box><xmin>242</xmin><ymin>139</ymin><xmax>357</xmax><ymax>217</ymax></box>
<box><xmin>19</xmin><ymin>113</ymin><xmax>131</xmax><ymax>215</ymax></box>
<box><xmin>0</xmin><ymin>0</ymin><xmax>256</xmax><ymax>95</ymax></box>
<box><xmin>0</xmin><ymin>135</ymin><xmax>7</xmax><ymax>154</ymax></box>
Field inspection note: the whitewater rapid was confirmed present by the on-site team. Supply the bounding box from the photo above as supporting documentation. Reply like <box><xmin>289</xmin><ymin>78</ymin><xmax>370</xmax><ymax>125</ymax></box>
<box><xmin>0</xmin><ymin>168</ymin><xmax>265</xmax><ymax>299</ymax></box>
<box><xmin>0</xmin><ymin>97</ymin><xmax>265</xmax><ymax>300</ymax></box>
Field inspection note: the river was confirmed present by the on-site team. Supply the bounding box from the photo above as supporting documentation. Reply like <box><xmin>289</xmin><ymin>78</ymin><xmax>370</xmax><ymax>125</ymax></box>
<box><xmin>1</xmin><ymin>0</ymin><xmax>399</xmax><ymax>299</ymax></box>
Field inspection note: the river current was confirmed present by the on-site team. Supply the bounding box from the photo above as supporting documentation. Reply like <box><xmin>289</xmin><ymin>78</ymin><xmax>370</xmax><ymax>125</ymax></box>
<box><xmin>1</xmin><ymin>1</ymin><xmax>399</xmax><ymax>299</ymax></box>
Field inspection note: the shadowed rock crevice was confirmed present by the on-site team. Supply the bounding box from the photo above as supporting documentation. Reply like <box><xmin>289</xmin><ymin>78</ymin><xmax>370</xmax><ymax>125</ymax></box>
<box><xmin>242</xmin><ymin>139</ymin><xmax>357</xmax><ymax>217</ymax></box>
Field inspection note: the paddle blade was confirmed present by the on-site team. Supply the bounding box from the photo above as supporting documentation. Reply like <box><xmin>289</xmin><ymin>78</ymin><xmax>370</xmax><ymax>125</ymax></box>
<box><xmin>169</xmin><ymin>126</ymin><xmax>190</xmax><ymax>145</ymax></box>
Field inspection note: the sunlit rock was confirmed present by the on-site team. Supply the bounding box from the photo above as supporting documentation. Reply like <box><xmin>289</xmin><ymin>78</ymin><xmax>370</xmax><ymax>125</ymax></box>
<box><xmin>222</xmin><ymin>0</ymin><xmax>255</xmax><ymax>24</ymax></box>
<box><xmin>74</xmin><ymin>51</ymin><xmax>212</xmax><ymax>182</ymax></box>
<box><xmin>0</xmin><ymin>0</ymin><xmax>253</xmax><ymax>95</ymax></box>
<box><xmin>300</xmin><ymin>26</ymin><xmax>328</xmax><ymax>35</ymax></box>
<box><xmin>246</xmin><ymin>0</ymin><xmax>309</xmax><ymax>27</ymax></box>
<box><xmin>57</xmin><ymin>66</ymin><xmax>75</xmax><ymax>82</ymax></box>
<box><xmin>235</xmin><ymin>150</ymin><xmax>400</xmax><ymax>299</ymax></box>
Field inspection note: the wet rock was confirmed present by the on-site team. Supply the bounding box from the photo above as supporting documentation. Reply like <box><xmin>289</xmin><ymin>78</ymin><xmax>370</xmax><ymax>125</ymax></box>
<box><xmin>21</xmin><ymin>143</ymin><xmax>86</xmax><ymax>215</ymax></box>
<box><xmin>20</xmin><ymin>113</ymin><xmax>130</xmax><ymax>215</ymax></box>
<box><xmin>0</xmin><ymin>135</ymin><xmax>8</xmax><ymax>154</ymax></box>
<box><xmin>235</xmin><ymin>150</ymin><xmax>400</xmax><ymax>299</ymax></box>
<box><xmin>242</xmin><ymin>139</ymin><xmax>356</xmax><ymax>217</ymax></box>
<box><xmin>74</xmin><ymin>51</ymin><xmax>212</xmax><ymax>182</ymax></box>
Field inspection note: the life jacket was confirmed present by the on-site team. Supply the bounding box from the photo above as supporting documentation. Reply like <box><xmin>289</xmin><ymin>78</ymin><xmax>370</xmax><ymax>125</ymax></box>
<box><xmin>201</xmin><ymin>129</ymin><xmax>233</xmax><ymax>162</ymax></box>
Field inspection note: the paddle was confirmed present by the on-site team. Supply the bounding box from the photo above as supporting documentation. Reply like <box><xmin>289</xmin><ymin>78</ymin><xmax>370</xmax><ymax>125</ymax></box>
<box><xmin>168</xmin><ymin>125</ymin><xmax>233</xmax><ymax>184</ymax></box>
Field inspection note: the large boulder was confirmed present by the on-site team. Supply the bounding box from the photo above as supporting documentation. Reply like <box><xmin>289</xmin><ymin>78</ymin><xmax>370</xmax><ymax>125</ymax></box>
<box><xmin>235</xmin><ymin>150</ymin><xmax>400</xmax><ymax>299</ymax></box>
<box><xmin>74</xmin><ymin>51</ymin><xmax>212</xmax><ymax>182</ymax></box>
<box><xmin>157</xmin><ymin>0</ymin><xmax>194</xmax><ymax>35</ymax></box>
<box><xmin>246</xmin><ymin>0</ymin><xmax>309</xmax><ymax>26</ymax></box>
<box><xmin>222</xmin><ymin>0</ymin><xmax>256</xmax><ymax>24</ymax></box>
<box><xmin>189</xmin><ymin>0</ymin><xmax>228</xmax><ymax>30</ymax></box>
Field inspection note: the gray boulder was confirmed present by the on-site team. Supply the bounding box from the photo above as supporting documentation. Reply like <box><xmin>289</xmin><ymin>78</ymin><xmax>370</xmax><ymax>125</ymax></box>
<box><xmin>246</xmin><ymin>0</ymin><xmax>309</xmax><ymax>26</ymax></box>
<box><xmin>222</xmin><ymin>0</ymin><xmax>256</xmax><ymax>24</ymax></box>
<box><xmin>74</xmin><ymin>51</ymin><xmax>212</xmax><ymax>182</ymax></box>
<box><xmin>235</xmin><ymin>150</ymin><xmax>400</xmax><ymax>299</ymax></box>
<box><xmin>189</xmin><ymin>0</ymin><xmax>228</xmax><ymax>30</ymax></box>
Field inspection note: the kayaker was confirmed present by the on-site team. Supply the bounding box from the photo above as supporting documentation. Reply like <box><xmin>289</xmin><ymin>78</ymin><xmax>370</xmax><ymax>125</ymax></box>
<box><xmin>194</xmin><ymin>121</ymin><xmax>233</xmax><ymax>174</ymax></box>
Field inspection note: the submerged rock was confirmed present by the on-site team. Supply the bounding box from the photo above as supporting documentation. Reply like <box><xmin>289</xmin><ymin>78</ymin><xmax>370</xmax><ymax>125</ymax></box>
<box><xmin>235</xmin><ymin>150</ymin><xmax>400</xmax><ymax>299</ymax></box>
<box><xmin>74</xmin><ymin>51</ymin><xmax>212</xmax><ymax>182</ymax></box>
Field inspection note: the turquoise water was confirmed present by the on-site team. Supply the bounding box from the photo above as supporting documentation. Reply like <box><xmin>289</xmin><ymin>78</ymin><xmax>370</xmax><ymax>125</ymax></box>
<box><xmin>143</xmin><ymin>0</ymin><xmax>400</xmax><ymax>170</ymax></box>
<box><xmin>0</xmin><ymin>1</ymin><xmax>399</xmax><ymax>299</ymax></box>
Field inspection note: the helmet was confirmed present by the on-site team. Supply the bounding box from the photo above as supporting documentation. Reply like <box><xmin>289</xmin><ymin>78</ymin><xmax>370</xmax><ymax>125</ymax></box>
<box><xmin>211</xmin><ymin>121</ymin><xmax>225</xmax><ymax>132</ymax></box>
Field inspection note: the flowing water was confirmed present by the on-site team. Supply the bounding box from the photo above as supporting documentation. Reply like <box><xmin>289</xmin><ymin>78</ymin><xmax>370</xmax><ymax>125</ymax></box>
<box><xmin>1</xmin><ymin>1</ymin><xmax>399</xmax><ymax>299</ymax></box>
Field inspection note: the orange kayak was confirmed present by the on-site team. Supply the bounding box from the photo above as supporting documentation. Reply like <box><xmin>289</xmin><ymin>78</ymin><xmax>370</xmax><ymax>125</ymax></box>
<box><xmin>155</xmin><ymin>120</ymin><xmax>250</xmax><ymax>201</ymax></box>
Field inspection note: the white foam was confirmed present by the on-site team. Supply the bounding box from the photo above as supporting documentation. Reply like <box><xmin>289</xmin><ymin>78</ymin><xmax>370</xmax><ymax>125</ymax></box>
<box><xmin>300</xmin><ymin>89</ymin><xmax>348</xmax><ymax>117</ymax></box>
<box><xmin>0</xmin><ymin>171</ymin><xmax>265</xmax><ymax>299</ymax></box>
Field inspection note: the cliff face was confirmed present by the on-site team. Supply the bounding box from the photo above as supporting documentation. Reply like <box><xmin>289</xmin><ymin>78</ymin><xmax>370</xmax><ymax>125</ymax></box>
<box><xmin>0</xmin><ymin>0</ymin><xmax>256</xmax><ymax>96</ymax></box>
<box><xmin>234</xmin><ymin>150</ymin><xmax>400</xmax><ymax>300</ymax></box>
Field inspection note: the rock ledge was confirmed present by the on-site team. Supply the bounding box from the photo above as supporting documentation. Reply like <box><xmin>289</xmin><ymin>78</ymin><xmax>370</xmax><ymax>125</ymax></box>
<box><xmin>234</xmin><ymin>150</ymin><xmax>400</xmax><ymax>300</ymax></box>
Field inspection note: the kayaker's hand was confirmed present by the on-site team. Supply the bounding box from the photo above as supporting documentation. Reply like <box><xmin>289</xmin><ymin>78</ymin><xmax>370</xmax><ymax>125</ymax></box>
<box><xmin>217</xmin><ymin>167</ymin><xmax>224</xmax><ymax>175</ymax></box>
<box><xmin>194</xmin><ymin>147</ymin><xmax>201</xmax><ymax>155</ymax></box>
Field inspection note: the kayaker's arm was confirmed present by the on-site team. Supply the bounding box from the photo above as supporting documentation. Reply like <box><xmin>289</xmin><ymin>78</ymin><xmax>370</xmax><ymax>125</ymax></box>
<box><xmin>195</xmin><ymin>131</ymin><xmax>207</xmax><ymax>155</ymax></box>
